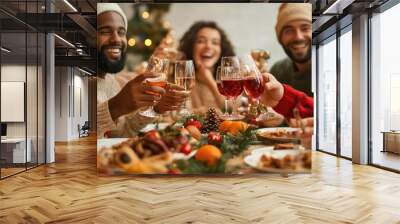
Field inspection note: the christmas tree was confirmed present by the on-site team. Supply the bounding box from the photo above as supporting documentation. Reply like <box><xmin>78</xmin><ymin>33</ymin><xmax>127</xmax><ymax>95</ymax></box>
<box><xmin>126</xmin><ymin>4</ymin><xmax>171</xmax><ymax>62</ymax></box>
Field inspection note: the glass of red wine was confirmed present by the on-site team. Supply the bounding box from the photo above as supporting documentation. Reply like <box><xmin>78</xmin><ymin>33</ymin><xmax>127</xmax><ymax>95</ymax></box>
<box><xmin>220</xmin><ymin>56</ymin><xmax>244</xmax><ymax>120</ymax></box>
<box><xmin>240</xmin><ymin>54</ymin><xmax>266</xmax><ymax>118</ymax></box>
<box><xmin>216</xmin><ymin>66</ymin><xmax>230</xmax><ymax>119</ymax></box>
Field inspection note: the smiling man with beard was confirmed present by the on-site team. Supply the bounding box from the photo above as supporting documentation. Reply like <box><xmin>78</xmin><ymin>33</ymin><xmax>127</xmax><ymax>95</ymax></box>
<box><xmin>97</xmin><ymin>3</ymin><xmax>188</xmax><ymax>138</ymax></box>
<box><xmin>270</xmin><ymin>3</ymin><xmax>312</xmax><ymax>97</ymax></box>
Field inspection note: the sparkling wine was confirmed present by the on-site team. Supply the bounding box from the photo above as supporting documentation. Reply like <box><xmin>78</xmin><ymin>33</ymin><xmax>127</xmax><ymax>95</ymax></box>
<box><xmin>243</xmin><ymin>77</ymin><xmax>265</xmax><ymax>99</ymax></box>
<box><xmin>221</xmin><ymin>79</ymin><xmax>243</xmax><ymax>99</ymax></box>
<box><xmin>175</xmin><ymin>77</ymin><xmax>195</xmax><ymax>91</ymax></box>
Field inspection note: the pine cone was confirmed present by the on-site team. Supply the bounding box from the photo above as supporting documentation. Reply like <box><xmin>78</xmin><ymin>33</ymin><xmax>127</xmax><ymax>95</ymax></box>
<box><xmin>201</xmin><ymin>108</ymin><xmax>221</xmax><ymax>133</ymax></box>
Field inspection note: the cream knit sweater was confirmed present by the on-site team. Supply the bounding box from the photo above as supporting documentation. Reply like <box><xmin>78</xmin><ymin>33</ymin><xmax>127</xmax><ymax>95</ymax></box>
<box><xmin>97</xmin><ymin>74</ymin><xmax>156</xmax><ymax>138</ymax></box>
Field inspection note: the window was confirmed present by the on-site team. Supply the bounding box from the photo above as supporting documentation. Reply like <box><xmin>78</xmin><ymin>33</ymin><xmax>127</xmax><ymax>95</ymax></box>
<box><xmin>317</xmin><ymin>36</ymin><xmax>337</xmax><ymax>154</ymax></box>
<box><xmin>370</xmin><ymin>3</ymin><xmax>400</xmax><ymax>171</ymax></box>
<box><xmin>339</xmin><ymin>28</ymin><xmax>352</xmax><ymax>158</ymax></box>
<box><xmin>0</xmin><ymin>0</ymin><xmax>47</xmax><ymax>179</ymax></box>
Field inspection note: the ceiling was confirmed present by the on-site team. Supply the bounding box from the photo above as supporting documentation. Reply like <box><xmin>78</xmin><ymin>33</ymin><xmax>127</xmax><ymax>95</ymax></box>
<box><xmin>0</xmin><ymin>0</ymin><xmax>96</xmax><ymax>74</ymax></box>
<box><xmin>311</xmin><ymin>0</ymin><xmax>391</xmax><ymax>43</ymax></box>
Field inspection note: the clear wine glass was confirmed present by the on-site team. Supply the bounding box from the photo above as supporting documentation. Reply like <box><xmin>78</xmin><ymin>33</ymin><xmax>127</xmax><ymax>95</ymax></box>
<box><xmin>220</xmin><ymin>56</ymin><xmax>244</xmax><ymax>120</ymax></box>
<box><xmin>240</xmin><ymin>55</ymin><xmax>265</xmax><ymax>116</ymax></box>
<box><xmin>215</xmin><ymin>66</ymin><xmax>230</xmax><ymax>119</ymax></box>
<box><xmin>174</xmin><ymin>60</ymin><xmax>195</xmax><ymax>115</ymax></box>
<box><xmin>139</xmin><ymin>56</ymin><xmax>169</xmax><ymax>118</ymax></box>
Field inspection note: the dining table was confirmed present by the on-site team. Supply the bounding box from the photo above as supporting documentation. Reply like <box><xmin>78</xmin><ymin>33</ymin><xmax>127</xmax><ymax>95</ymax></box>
<box><xmin>97</xmin><ymin>120</ymin><xmax>311</xmax><ymax>175</ymax></box>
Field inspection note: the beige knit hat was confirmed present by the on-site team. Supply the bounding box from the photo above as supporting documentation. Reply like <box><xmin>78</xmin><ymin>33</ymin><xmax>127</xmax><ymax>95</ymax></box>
<box><xmin>275</xmin><ymin>3</ymin><xmax>312</xmax><ymax>41</ymax></box>
<box><xmin>97</xmin><ymin>3</ymin><xmax>128</xmax><ymax>31</ymax></box>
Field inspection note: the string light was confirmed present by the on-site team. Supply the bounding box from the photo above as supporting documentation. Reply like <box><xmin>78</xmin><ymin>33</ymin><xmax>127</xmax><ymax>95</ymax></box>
<box><xmin>144</xmin><ymin>38</ymin><xmax>152</xmax><ymax>47</ymax></box>
<box><xmin>142</xmin><ymin>11</ymin><xmax>149</xmax><ymax>19</ymax></box>
<box><xmin>128</xmin><ymin>38</ymin><xmax>136</xmax><ymax>47</ymax></box>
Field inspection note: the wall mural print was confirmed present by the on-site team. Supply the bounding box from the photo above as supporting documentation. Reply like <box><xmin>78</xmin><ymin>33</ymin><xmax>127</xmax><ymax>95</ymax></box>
<box><xmin>96</xmin><ymin>3</ymin><xmax>313</xmax><ymax>175</ymax></box>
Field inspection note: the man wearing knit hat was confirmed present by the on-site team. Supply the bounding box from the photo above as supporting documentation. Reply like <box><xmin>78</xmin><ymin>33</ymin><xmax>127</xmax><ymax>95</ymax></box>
<box><xmin>270</xmin><ymin>3</ymin><xmax>312</xmax><ymax>97</ymax></box>
<box><xmin>97</xmin><ymin>3</ymin><xmax>128</xmax><ymax>74</ymax></box>
<box><xmin>97</xmin><ymin>3</ymin><xmax>188</xmax><ymax>138</ymax></box>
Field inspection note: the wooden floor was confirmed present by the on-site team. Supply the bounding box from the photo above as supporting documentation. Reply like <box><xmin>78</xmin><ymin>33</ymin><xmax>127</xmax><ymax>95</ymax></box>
<box><xmin>1</xmin><ymin>167</ymin><xmax>25</xmax><ymax>178</ymax></box>
<box><xmin>1</xmin><ymin>164</ymin><xmax>44</xmax><ymax>178</ymax></box>
<box><xmin>0</xmin><ymin>136</ymin><xmax>400</xmax><ymax>224</ymax></box>
<box><xmin>372</xmin><ymin>151</ymin><xmax>400</xmax><ymax>171</ymax></box>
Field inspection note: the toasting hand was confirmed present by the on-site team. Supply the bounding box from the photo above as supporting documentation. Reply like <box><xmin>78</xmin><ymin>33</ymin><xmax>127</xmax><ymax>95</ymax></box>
<box><xmin>108</xmin><ymin>72</ymin><xmax>166</xmax><ymax>121</ymax></box>
<box><xmin>259</xmin><ymin>73</ymin><xmax>284</xmax><ymax>107</ymax></box>
<box><xmin>154</xmin><ymin>84</ymin><xmax>190</xmax><ymax>113</ymax></box>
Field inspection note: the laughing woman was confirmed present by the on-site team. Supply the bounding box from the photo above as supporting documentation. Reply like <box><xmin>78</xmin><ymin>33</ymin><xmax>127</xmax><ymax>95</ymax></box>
<box><xmin>178</xmin><ymin>21</ymin><xmax>236</xmax><ymax>114</ymax></box>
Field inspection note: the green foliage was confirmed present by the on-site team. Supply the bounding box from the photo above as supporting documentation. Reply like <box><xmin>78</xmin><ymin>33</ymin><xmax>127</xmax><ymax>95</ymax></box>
<box><xmin>158</xmin><ymin>112</ymin><xmax>257</xmax><ymax>174</ymax></box>
<box><xmin>177</xmin><ymin>114</ymin><xmax>205</xmax><ymax>126</ymax></box>
<box><xmin>220</xmin><ymin>128</ymin><xmax>256</xmax><ymax>155</ymax></box>
<box><xmin>176</xmin><ymin>153</ymin><xmax>231</xmax><ymax>174</ymax></box>
<box><xmin>176</xmin><ymin>128</ymin><xmax>256</xmax><ymax>174</ymax></box>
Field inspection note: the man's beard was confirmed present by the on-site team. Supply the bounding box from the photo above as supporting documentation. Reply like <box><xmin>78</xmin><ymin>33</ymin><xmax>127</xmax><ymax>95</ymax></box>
<box><xmin>282</xmin><ymin>40</ymin><xmax>311</xmax><ymax>64</ymax></box>
<box><xmin>97</xmin><ymin>46</ymin><xmax>127</xmax><ymax>74</ymax></box>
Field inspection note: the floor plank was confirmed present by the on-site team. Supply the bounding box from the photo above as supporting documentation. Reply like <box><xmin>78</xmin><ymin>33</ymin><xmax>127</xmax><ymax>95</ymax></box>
<box><xmin>372</xmin><ymin>151</ymin><xmax>400</xmax><ymax>171</ymax></box>
<box><xmin>0</xmin><ymin>136</ymin><xmax>399</xmax><ymax>224</ymax></box>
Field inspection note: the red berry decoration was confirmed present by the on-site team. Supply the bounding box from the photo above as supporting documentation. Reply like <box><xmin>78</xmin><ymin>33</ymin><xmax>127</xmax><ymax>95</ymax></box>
<box><xmin>179</xmin><ymin>143</ymin><xmax>192</xmax><ymax>155</ymax></box>
<box><xmin>145</xmin><ymin>130</ymin><xmax>161</xmax><ymax>140</ymax></box>
<box><xmin>185</xmin><ymin>119</ymin><xmax>202</xmax><ymax>130</ymax></box>
<box><xmin>249</xmin><ymin>117</ymin><xmax>258</xmax><ymax>125</ymax></box>
<box><xmin>208</xmin><ymin>132</ymin><xmax>222</xmax><ymax>146</ymax></box>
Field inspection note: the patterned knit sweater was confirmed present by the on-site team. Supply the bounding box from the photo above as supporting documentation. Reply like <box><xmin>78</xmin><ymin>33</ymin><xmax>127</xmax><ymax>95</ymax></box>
<box><xmin>97</xmin><ymin>74</ymin><xmax>156</xmax><ymax>138</ymax></box>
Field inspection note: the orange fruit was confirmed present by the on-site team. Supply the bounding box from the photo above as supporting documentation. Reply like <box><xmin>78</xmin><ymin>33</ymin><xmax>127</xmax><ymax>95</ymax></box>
<box><xmin>227</xmin><ymin>121</ymin><xmax>248</xmax><ymax>135</ymax></box>
<box><xmin>195</xmin><ymin>145</ymin><xmax>222</xmax><ymax>166</ymax></box>
<box><xmin>219</xmin><ymin>120</ymin><xmax>233</xmax><ymax>132</ymax></box>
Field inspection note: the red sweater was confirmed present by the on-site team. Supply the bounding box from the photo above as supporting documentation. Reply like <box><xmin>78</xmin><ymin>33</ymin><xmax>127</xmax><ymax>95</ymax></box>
<box><xmin>273</xmin><ymin>84</ymin><xmax>314</xmax><ymax>119</ymax></box>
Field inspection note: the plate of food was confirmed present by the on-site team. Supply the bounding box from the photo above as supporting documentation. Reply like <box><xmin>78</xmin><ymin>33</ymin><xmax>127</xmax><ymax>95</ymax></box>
<box><xmin>97</xmin><ymin>136</ymin><xmax>175</xmax><ymax>174</ymax></box>
<box><xmin>256</xmin><ymin>111</ymin><xmax>285</xmax><ymax>127</ymax></box>
<box><xmin>244</xmin><ymin>149</ymin><xmax>311</xmax><ymax>173</ymax></box>
<box><xmin>139</xmin><ymin>122</ymin><xmax>171</xmax><ymax>133</ymax></box>
<box><xmin>272</xmin><ymin>142</ymin><xmax>305</xmax><ymax>150</ymax></box>
<box><xmin>250</xmin><ymin>146</ymin><xmax>274</xmax><ymax>156</ymax></box>
<box><xmin>256</xmin><ymin>127</ymin><xmax>300</xmax><ymax>143</ymax></box>
<box><xmin>97</xmin><ymin>125</ymin><xmax>201</xmax><ymax>174</ymax></box>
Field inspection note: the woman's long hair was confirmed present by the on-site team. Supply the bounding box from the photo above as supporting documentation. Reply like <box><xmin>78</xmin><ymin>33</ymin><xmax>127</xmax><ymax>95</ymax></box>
<box><xmin>178</xmin><ymin>21</ymin><xmax>235</xmax><ymax>78</ymax></box>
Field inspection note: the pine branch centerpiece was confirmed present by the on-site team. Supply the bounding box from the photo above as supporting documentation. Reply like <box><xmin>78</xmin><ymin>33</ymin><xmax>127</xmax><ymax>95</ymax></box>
<box><xmin>172</xmin><ymin>108</ymin><xmax>257</xmax><ymax>174</ymax></box>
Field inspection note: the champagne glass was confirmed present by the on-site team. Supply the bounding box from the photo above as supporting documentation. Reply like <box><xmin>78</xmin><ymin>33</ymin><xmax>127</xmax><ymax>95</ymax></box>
<box><xmin>174</xmin><ymin>60</ymin><xmax>195</xmax><ymax>115</ymax></box>
<box><xmin>220</xmin><ymin>56</ymin><xmax>244</xmax><ymax>120</ymax></box>
<box><xmin>139</xmin><ymin>56</ymin><xmax>169</xmax><ymax>118</ymax></box>
<box><xmin>216</xmin><ymin>66</ymin><xmax>230</xmax><ymax>119</ymax></box>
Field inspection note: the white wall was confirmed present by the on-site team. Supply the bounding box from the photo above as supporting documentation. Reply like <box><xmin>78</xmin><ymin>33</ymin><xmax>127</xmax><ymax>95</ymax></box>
<box><xmin>54</xmin><ymin>67</ymin><xmax>89</xmax><ymax>141</ymax></box>
<box><xmin>55</xmin><ymin>67</ymin><xmax>69</xmax><ymax>141</ymax></box>
<box><xmin>72</xmin><ymin>73</ymin><xmax>89</xmax><ymax>138</ymax></box>
<box><xmin>1</xmin><ymin>65</ymin><xmax>26</xmax><ymax>140</ymax></box>
<box><xmin>1</xmin><ymin>65</ymin><xmax>31</xmax><ymax>137</ymax></box>
<box><xmin>1</xmin><ymin>64</ymin><xmax>46</xmax><ymax>163</ymax></box>
<box><xmin>121</xmin><ymin>3</ymin><xmax>287</xmax><ymax>67</ymax></box>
